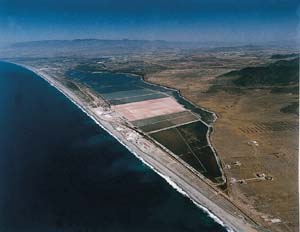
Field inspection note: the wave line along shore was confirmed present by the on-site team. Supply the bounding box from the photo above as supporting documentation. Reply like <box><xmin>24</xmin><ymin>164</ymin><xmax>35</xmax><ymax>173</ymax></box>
<box><xmin>11</xmin><ymin>61</ymin><xmax>265</xmax><ymax>232</ymax></box>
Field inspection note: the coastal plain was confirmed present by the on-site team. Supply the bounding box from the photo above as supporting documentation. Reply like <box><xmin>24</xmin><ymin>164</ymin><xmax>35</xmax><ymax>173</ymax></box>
<box><xmin>144</xmin><ymin>52</ymin><xmax>299</xmax><ymax>232</ymax></box>
<box><xmin>1</xmin><ymin>40</ymin><xmax>298</xmax><ymax>232</ymax></box>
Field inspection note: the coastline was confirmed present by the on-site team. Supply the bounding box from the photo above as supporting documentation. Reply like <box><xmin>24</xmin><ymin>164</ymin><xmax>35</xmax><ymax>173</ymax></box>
<box><xmin>94</xmin><ymin>70</ymin><xmax>226</xmax><ymax>184</ymax></box>
<box><xmin>11</xmin><ymin>61</ymin><xmax>264</xmax><ymax>232</ymax></box>
<box><xmin>135</xmin><ymin>73</ymin><xmax>227</xmax><ymax>185</ymax></box>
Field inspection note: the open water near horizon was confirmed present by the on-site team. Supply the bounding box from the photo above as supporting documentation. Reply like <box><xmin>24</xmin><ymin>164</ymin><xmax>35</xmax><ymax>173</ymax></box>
<box><xmin>0</xmin><ymin>61</ymin><xmax>227</xmax><ymax>232</ymax></box>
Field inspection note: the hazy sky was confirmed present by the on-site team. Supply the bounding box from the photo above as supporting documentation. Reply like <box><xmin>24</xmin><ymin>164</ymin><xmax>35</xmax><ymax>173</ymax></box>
<box><xmin>0</xmin><ymin>0</ymin><xmax>299</xmax><ymax>44</ymax></box>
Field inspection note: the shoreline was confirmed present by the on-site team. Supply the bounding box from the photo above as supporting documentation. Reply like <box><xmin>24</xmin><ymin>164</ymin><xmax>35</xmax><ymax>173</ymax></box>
<box><xmin>93</xmin><ymin>70</ymin><xmax>226</xmax><ymax>184</ymax></box>
<box><xmin>9</xmin><ymin>61</ymin><xmax>264</xmax><ymax>232</ymax></box>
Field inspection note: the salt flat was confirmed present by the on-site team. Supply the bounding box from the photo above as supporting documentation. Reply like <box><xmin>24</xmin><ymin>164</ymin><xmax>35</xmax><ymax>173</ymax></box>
<box><xmin>112</xmin><ymin>97</ymin><xmax>186</xmax><ymax>121</ymax></box>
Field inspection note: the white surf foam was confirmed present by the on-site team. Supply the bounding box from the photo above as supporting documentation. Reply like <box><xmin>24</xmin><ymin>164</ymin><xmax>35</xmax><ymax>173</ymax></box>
<box><xmin>21</xmin><ymin>64</ymin><xmax>234</xmax><ymax>232</ymax></box>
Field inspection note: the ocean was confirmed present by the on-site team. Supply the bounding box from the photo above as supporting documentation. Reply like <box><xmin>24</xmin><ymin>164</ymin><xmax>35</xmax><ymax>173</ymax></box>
<box><xmin>0</xmin><ymin>61</ymin><xmax>227</xmax><ymax>232</ymax></box>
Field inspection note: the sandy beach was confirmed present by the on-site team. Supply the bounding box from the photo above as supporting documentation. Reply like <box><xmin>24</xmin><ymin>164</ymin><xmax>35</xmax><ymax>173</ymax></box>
<box><xmin>18</xmin><ymin>63</ymin><xmax>266</xmax><ymax>232</ymax></box>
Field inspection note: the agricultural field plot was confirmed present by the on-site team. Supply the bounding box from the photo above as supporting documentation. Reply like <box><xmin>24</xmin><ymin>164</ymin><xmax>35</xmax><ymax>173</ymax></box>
<box><xmin>239</xmin><ymin>121</ymin><xmax>298</xmax><ymax>134</ymax></box>
<box><xmin>132</xmin><ymin>111</ymin><xmax>200</xmax><ymax>133</ymax></box>
<box><xmin>112</xmin><ymin>97</ymin><xmax>186</xmax><ymax>121</ymax></box>
<box><xmin>150</xmin><ymin>121</ymin><xmax>223</xmax><ymax>183</ymax></box>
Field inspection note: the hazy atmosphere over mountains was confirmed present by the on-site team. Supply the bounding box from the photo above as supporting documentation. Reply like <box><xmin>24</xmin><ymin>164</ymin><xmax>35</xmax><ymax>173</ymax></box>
<box><xmin>0</xmin><ymin>0</ymin><xmax>299</xmax><ymax>45</ymax></box>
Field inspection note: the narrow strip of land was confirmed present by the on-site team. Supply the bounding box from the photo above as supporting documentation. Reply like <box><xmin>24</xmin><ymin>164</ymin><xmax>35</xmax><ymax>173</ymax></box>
<box><xmin>19</xmin><ymin>63</ymin><xmax>267</xmax><ymax>232</ymax></box>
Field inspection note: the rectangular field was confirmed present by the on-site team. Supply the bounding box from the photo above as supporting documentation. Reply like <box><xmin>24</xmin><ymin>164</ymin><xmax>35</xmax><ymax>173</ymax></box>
<box><xmin>96</xmin><ymin>85</ymin><xmax>142</xmax><ymax>93</ymax></box>
<box><xmin>102</xmin><ymin>89</ymin><xmax>157</xmax><ymax>100</ymax></box>
<box><xmin>109</xmin><ymin>93</ymin><xmax>168</xmax><ymax>105</ymax></box>
<box><xmin>132</xmin><ymin>111</ymin><xmax>197</xmax><ymax>127</ymax></box>
<box><xmin>132</xmin><ymin>111</ymin><xmax>199</xmax><ymax>133</ymax></box>
<box><xmin>112</xmin><ymin>97</ymin><xmax>186</xmax><ymax>121</ymax></box>
<box><xmin>150</xmin><ymin>121</ymin><xmax>223</xmax><ymax>182</ymax></box>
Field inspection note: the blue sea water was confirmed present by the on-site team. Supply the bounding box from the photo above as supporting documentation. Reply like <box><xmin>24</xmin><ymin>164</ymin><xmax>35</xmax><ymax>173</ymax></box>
<box><xmin>0</xmin><ymin>61</ymin><xmax>227</xmax><ymax>232</ymax></box>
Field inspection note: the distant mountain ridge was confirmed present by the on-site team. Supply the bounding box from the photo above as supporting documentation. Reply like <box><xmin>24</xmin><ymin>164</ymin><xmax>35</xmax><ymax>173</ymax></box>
<box><xmin>4</xmin><ymin>39</ymin><xmax>205</xmax><ymax>58</ymax></box>
<box><xmin>10</xmin><ymin>39</ymin><xmax>199</xmax><ymax>49</ymax></box>
<box><xmin>1</xmin><ymin>38</ymin><xmax>297</xmax><ymax>59</ymax></box>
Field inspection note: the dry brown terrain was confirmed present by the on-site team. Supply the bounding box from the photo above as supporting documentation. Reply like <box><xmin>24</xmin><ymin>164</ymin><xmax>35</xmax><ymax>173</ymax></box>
<box><xmin>12</xmin><ymin>45</ymin><xmax>298</xmax><ymax>232</ymax></box>
<box><xmin>145</xmin><ymin>52</ymin><xmax>299</xmax><ymax>232</ymax></box>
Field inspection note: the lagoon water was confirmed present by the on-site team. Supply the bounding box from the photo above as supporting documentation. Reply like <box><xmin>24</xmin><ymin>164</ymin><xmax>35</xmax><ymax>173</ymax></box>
<box><xmin>0</xmin><ymin>61</ymin><xmax>226</xmax><ymax>232</ymax></box>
